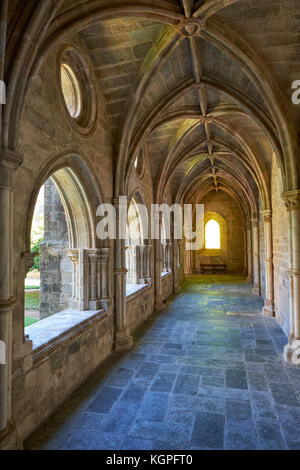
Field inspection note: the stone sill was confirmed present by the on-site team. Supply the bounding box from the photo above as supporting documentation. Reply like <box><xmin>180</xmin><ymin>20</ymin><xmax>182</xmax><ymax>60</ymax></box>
<box><xmin>126</xmin><ymin>283</ymin><xmax>149</xmax><ymax>301</ymax></box>
<box><xmin>25</xmin><ymin>308</ymin><xmax>107</xmax><ymax>361</ymax></box>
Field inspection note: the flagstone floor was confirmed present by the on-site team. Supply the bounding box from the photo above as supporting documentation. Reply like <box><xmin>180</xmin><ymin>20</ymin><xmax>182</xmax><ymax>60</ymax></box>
<box><xmin>25</xmin><ymin>275</ymin><xmax>300</xmax><ymax>450</ymax></box>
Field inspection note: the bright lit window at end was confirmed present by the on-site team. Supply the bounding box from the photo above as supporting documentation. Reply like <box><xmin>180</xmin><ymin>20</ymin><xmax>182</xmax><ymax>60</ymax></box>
<box><xmin>205</xmin><ymin>220</ymin><xmax>220</xmax><ymax>249</ymax></box>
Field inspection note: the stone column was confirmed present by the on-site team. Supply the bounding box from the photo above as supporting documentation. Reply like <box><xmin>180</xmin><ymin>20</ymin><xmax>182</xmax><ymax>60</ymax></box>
<box><xmin>67</xmin><ymin>249</ymin><xmax>79</xmax><ymax>308</ymax></box>
<box><xmin>247</xmin><ymin>225</ymin><xmax>252</xmax><ymax>282</ymax></box>
<box><xmin>282</xmin><ymin>191</ymin><xmax>300</xmax><ymax>363</ymax></box>
<box><xmin>144</xmin><ymin>243</ymin><xmax>152</xmax><ymax>283</ymax></box>
<box><xmin>100</xmin><ymin>251</ymin><xmax>110</xmax><ymax>300</ymax></box>
<box><xmin>167</xmin><ymin>242</ymin><xmax>172</xmax><ymax>272</ymax></box>
<box><xmin>261</xmin><ymin>210</ymin><xmax>275</xmax><ymax>316</ymax></box>
<box><xmin>154</xmin><ymin>220</ymin><xmax>165</xmax><ymax>311</ymax></box>
<box><xmin>113</xmin><ymin>198</ymin><xmax>132</xmax><ymax>352</ymax></box>
<box><xmin>0</xmin><ymin>151</ymin><xmax>21</xmax><ymax>437</ymax></box>
<box><xmin>173</xmin><ymin>240</ymin><xmax>181</xmax><ymax>294</ymax></box>
<box><xmin>251</xmin><ymin>217</ymin><xmax>260</xmax><ymax>296</ymax></box>
<box><xmin>184</xmin><ymin>226</ymin><xmax>193</xmax><ymax>275</ymax></box>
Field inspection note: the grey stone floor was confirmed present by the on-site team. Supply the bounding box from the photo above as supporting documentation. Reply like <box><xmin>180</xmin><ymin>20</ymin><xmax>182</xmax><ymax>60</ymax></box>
<box><xmin>25</xmin><ymin>275</ymin><xmax>300</xmax><ymax>450</ymax></box>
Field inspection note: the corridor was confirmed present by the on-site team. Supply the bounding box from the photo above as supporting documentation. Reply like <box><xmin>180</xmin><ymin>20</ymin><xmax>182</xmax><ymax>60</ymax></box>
<box><xmin>25</xmin><ymin>276</ymin><xmax>300</xmax><ymax>450</ymax></box>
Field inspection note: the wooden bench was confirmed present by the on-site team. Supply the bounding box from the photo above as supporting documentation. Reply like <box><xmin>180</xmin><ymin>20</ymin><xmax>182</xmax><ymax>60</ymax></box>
<box><xmin>200</xmin><ymin>264</ymin><xmax>226</xmax><ymax>274</ymax></box>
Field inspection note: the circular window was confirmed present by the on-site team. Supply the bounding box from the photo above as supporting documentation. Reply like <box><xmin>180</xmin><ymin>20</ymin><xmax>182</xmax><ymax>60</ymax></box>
<box><xmin>61</xmin><ymin>64</ymin><xmax>82</xmax><ymax>118</ymax></box>
<box><xmin>134</xmin><ymin>148</ymin><xmax>145</xmax><ymax>178</ymax></box>
<box><xmin>58</xmin><ymin>46</ymin><xmax>98</xmax><ymax>135</ymax></box>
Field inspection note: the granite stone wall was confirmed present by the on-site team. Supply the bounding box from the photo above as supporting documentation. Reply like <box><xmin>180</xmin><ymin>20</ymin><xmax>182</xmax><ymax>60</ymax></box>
<box><xmin>40</xmin><ymin>178</ymin><xmax>72</xmax><ymax>318</ymax></box>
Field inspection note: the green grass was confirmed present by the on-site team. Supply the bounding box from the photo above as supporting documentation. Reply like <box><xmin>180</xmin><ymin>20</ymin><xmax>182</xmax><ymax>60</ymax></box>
<box><xmin>25</xmin><ymin>285</ymin><xmax>40</xmax><ymax>290</ymax></box>
<box><xmin>25</xmin><ymin>291</ymin><xmax>40</xmax><ymax>310</ymax></box>
<box><xmin>24</xmin><ymin>317</ymin><xmax>39</xmax><ymax>327</ymax></box>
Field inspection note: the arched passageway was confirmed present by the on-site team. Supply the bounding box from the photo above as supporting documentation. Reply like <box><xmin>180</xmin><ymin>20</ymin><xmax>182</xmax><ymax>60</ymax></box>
<box><xmin>1</xmin><ymin>0</ymin><xmax>300</xmax><ymax>451</ymax></box>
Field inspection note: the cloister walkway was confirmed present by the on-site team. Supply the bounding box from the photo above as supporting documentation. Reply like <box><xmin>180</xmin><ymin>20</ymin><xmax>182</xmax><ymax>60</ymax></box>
<box><xmin>25</xmin><ymin>275</ymin><xmax>300</xmax><ymax>450</ymax></box>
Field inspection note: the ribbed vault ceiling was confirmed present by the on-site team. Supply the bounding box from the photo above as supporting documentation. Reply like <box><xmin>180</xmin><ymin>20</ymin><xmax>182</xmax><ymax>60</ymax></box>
<box><xmin>6</xmin><ymin>0</ymin><xmax>300</xmax><ymax>216</ymax></box>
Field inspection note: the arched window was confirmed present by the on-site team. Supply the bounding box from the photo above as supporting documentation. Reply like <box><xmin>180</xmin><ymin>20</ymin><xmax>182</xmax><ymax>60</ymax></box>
<box><xmin>205</xmin><ymin>219</ymin><xmax>221</xmax><ymax>249</ymax></box>
<box><xmin>126</xmin><ymin>199</ymin><xmax>143</xmax><ymax>286</ymax></box>
<box><xmin>25</xmin><ymin>166</ymin><xmax>110</xmax><ymax>350</ymax></box>
<box><xmin>61</xmin><ymin>63</ymin><xmax>82</xmax><ymax>118</ymax></box>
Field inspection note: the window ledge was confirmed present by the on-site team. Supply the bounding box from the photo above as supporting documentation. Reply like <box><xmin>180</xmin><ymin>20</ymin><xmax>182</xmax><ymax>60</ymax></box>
<box><xmin>126</xmin><ymin>283</ymin><xmax>149</xmax><ymax>300</ymax></box>
<box><xmin>25</xmin><ymin>308</ymin><xmax>107</xmax><ymax>359</ymax></box>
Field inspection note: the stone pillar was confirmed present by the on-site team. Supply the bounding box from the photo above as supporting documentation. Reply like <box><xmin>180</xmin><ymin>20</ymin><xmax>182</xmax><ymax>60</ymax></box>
<box><xmin>0</xmin><ymin>151</ymin><xmax>21</xmax><ymax>439</ymax></box>
<box><xmin>251</xmin><ymin>218</ymin><xmax>260</xmax><ymax>296</ymax></box>
<box><xmin>173</xmin><ymin>240</ymin><xmax>181</xmax><ymax>294</ymax></box>
<box><xmin>67</xmin><ymin>249</ymin><xmax>79</xmax><ymax>308</ymax></box>
<box><xmin>184</xmin><ymin>226</ymin><xmax>193</xmax><ymax>275</ymax></box>
<box><xmin>99</xmin><ymin>250</ymin><xmax>110</xmax><ymax>301</ymax></box>
<box><xmin>261</xmin><ymin>210</ymin><xmax>275</xmax><ymax>316</ymax></box>
<box><xmin>114</xmin><ymin>198</ymin><xmax>132</xmax><ymax>351</ymax></box>
<box><xmin>88</xmin><ymin>252</ymin><xmax>101</xmax><ymax>310</ymax></box>
<box><xmin>167</xmin><ymin>242</ymin><xmax>172</xmax><ymax>272</ymax></box>
<box><xmin>282</xmin><ymin>191</ymin><xmax>300</xmax><ymax>364</ymax></box>
<box><xmin>162</xmin><ymin>243</ymin><xmax>168</xmax><ymax>272</ymax></box>
<box><xmin>247</xmin><ymin>225</ymin><xmax>252</xmax><ymax>282</ymax></box>
<box><xmin>154</xmin><ymin>225</ymin><xmax>165</xmax><ymax>311</ymax></box>
<box><xmin>144</xmin><ymin>243</ymin><xmax>152</xmax><ymax>283</ymax></box>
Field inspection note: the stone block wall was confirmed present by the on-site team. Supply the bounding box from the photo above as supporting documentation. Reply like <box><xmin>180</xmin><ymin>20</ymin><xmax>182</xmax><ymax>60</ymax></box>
<box><xmin>162</xmin><ymin>273</ymin><xmax>173</xmax><ymax>302</ymax></box>
<box><xmin>126</xmin><ymin>286</ymin><xmax>154</xmax><ymax>335</ymax></box>
<box><xmin>194</xmin><ymin>191</ymin><xmax>245</xmax><ymax>274</ymax></box>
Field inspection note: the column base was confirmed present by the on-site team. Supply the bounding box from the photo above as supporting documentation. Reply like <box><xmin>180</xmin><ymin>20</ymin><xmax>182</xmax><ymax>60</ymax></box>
<box><xmin>154</xmin><ymin>298</ymin><xmax>166</xmax><ymax>313</ymax></box>
<box><xmin>262</xmin><ymin>302</ymin><xmax>275</xmax><ymax>317</ymax></box>
<box><xmin>174</xmin><ymin>286</ymin><xmax>181</xmax><ymax>294</ymax></box>
<box><xmin>252</xmin><ymin>285</ymin><xmax>260</xmax><ymax>296</ymax></box>
<box><xmin>247</xmin><ymin>275</ymin><xmax>252</xmax><ymax>283</ymax></box>
<box><xmin>0</xmin><ymin>420</ymin><xmax>22</xmax><ymax>450</ymax></box>
<box><xmin>114</xmin><ymin>331</ymin><xmax>133</xmax><ymax>352</ymax></box>
<box><xmin>283</xmin><ymin>340</ymin><xmax>300</xmax><ymax>366</ymax></box>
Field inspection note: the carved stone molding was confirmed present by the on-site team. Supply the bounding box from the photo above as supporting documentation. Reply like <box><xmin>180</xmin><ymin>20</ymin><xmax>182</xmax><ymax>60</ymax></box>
<box><xmin>178</xmin><ymin>18</ymin><xmax>206</xmax><ymax>37</ymax></box>
<box><xmin>198</xmin><ymin>116</ymin><xmax>213</xmax><ymax>124</ymax></box>
<box><xmin>0</xmin><ymin>149</ymin><xmax>23</xmax><ymax>188</ymax></box>
<box><xmin>20</xmin><ymin>252</ymin><xmax>36</xmax><ymax>275</ymax></box>
<box><xmin>260</xmin><ymin>210</ymin><xmax>272</xmax><ymax>223</ymax></box>
<box><xmin>67</xmin><ymin>249</ymin><xmax>79</xmax><ymax>264</ymax></box>
<box><xmin>251</xmin><ymin>218</ymin><xmax>259</xmax><ymax>228</ymax></box>
<box><xmin>282</xmin><ymin>190</ymin><xmax>300</xmax><ymax>211</ymax></box>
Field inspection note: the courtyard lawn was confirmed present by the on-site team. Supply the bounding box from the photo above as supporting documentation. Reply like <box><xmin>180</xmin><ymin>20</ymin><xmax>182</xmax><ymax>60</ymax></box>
<box><xmin>25</xmin><ymin>291</ymin><xmax>40</xmax><ymax>310</ymax></box>
<box><xmin>24</xmin><ymin>317</ymin><xmax>39</xmax><ymax>327</ymax></box>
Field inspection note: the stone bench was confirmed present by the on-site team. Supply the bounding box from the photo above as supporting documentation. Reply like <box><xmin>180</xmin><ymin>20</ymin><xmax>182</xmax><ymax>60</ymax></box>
<box><xmin>200</xmin><ymin>264</ymin><xmax>226</xmax><ymax>274</ymax></box>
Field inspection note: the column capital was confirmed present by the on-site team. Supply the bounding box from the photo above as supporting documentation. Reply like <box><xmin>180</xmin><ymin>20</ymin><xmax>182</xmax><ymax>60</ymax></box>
<box><xmin>251</xmin><ymin>217</ymin><xmax>259</xmax><ymax>228</ymax></box>
<box><xmin>67</xmin><ymin>249</ymin><xmax>79</xmax><ymax>264</ymax></box>
<box><xmin>113</xmin><ymin>196</ymin><xmax>128</xmax><ymax>207</ymax></box>
<box><xmin>260</xmin><ymin>209</ymin><xmax>272</xmax><ymax>221</ymax></box>
<box><xmin>0</xmin><ymin>149</ymin><xmax>23</xmax><ymax>188</ymax></box>
<box><xmin>282</xmin><ymin>190</ymin><xmax>300</xmax><ymax>211</ymax></box>
<box><xmin>20</xmin><ymin>251</ymin><xmax>36</xmax><ymax>275</ymax></box>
